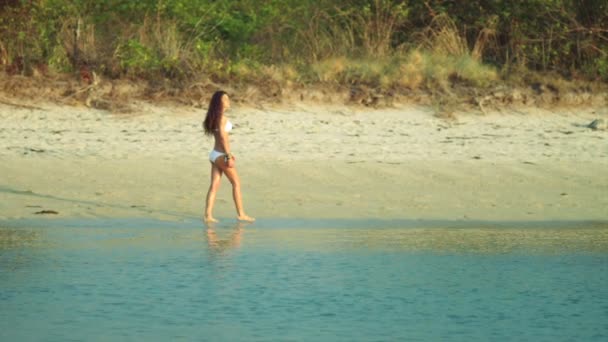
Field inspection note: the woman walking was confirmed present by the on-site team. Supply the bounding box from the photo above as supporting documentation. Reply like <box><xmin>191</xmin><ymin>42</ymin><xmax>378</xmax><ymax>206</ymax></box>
<box><xmin>203</xmin><ymin>90</ymin><xmax>254</xmax><ymax>223</ymax></box>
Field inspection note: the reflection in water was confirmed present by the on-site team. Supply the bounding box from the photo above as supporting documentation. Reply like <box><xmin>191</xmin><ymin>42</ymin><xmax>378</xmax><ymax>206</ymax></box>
<box><xmin>0</xmin><ymin>228</ymin><xmax>42</xmax><ymax>250</ymax></box>
<box><xmin>0</xmin><ymin>228</ymin><xmax>45</xmax><ymax>272</ymax></box>
<box><xmin>242</xmin><ymin>227</ymin><xmax>608</xmax><ymax>254</ymax></box>
<box><xmin>204</xmin><ymin>221</ymin><xmax>251</xmax><ymax>255</ymax></box>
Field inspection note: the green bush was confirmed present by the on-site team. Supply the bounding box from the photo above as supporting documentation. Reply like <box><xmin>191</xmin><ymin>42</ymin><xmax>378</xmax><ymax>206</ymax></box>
<box><xmin>594</xmin><ymin>57</ymin><xmax>608</xmax><ymax>81</ymax></box>
<box><xmin>115</xmin><ymin>39</ymin><xmax>159</xmax><ymax>76</ymax></box>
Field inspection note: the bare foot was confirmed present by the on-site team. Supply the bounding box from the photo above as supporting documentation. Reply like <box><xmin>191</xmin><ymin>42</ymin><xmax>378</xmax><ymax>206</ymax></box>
<box><xmin>204</xmin><ymin>216</ymin><xmax>219</xmax><ymax>223</ymax></box>
<box><xmin>237</xmin><ymin>215</ymin><xmax>255</xmax><ymax>222</ymax></box>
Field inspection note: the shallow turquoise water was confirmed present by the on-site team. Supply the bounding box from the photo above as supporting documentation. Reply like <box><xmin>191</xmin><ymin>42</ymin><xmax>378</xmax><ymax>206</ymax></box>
<box><xmin>1</xmin><ymin>219</ymin><xmax>607</xmax><ymax>341</ymax></box>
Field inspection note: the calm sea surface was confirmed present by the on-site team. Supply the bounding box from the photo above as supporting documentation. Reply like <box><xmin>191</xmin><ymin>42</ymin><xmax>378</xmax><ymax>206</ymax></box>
<box><xmin>1</xmin><ymin>219</ymin><xmax>607</xmax><ymax>341</ymax></box>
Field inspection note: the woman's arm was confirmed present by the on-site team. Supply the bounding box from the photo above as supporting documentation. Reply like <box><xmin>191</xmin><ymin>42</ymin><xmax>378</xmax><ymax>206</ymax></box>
<box><xmin>217</xmin><ymin>117</ymin><xmax>235</xmax><ymax>167</ymax></box>
<box><xmin>218</xmin><ymin>117</ymin><xmax>231</xmax><ymax>154</ymax></box>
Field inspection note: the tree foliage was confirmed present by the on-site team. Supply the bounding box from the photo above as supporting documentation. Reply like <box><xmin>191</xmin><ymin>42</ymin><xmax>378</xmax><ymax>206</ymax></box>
<box><xmin>0</xmin><ymin>0</ymin><xmax>606</xmax><ymax>81</ymax></box>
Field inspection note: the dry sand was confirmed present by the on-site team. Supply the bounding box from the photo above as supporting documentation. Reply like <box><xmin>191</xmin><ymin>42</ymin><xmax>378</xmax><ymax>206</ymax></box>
<box><xmin>0</xmin><ymin>99</ymin><xmax>607</xmax><ymax>222</ymax></box>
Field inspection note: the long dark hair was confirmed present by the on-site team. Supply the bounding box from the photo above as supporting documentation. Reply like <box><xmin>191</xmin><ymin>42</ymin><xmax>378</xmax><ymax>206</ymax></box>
<box><xmin>203</xmin><ymin>90</ymin><xmax>227</xmax><ymax>135</ymax></box>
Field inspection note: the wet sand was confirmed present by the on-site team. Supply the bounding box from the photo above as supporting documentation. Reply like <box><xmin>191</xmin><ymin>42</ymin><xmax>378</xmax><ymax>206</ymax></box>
<box><xmin>0</xmin><ymin>101</ymin><xmax>607</xmax><ymax>222</ymax></box>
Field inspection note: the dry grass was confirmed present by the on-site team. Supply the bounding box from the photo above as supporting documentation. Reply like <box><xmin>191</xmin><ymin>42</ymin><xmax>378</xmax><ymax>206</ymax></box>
<box><xmin>351</xmin><ymin>0</ymin><xmax>409</xmax><ymax>57</ymax></box>
<box><xmin>305</xmin><ymin>13</ymin><xmax>497</xmax><ymax>95</ymax></box>
<box><xmin>311</xmin><ymin>57</ymin><xmax>348</xmax><ymax>82</ymax></box>
<box><xmin>295</xmin><ymin>10</ymin><xmax>356</xmax><ymax>62</ymax></box>
<box><xmin>418</xmin><ymin>14</ymin><xmax>467</xmax><ymax>57</ymax></box>
<box><xmin>471</xmin><ymin>15</ymin><xmax>498</xmax><ymax>62</ymax></box>
<box><xmin>398</xmin><ymin>50</ymin><xmax>425</xmax><ymax>89</ymax></box>
<box><xmin>413</xmin><ymin>14</ymin><xmax>498</xmax><ymax>90</ymax></box>
<box><xmin>294</xmin><ymin>0</ymin><xmax>408</xmax><ymax>62</ymax></box>
<box><xmin>260</xmin><ymin>64</ymin><xmax>299</xmax><ymax>87</ymax></box>
<box><xmin>310</xmin><ymin>50</ymin><xmax>496</xmax><ymax>93</ymax></box>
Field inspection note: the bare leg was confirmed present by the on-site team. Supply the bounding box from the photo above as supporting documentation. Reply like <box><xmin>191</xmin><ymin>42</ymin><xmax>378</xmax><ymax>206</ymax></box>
<box><xmin>204</xmin><ymin>162</ymin><xmax>222</xmax><ymax>223</ymax></box>
<box><xmin>223</xmin><ymin>166</ymin><xmax>255</xmax><ymax>222</ymax></box>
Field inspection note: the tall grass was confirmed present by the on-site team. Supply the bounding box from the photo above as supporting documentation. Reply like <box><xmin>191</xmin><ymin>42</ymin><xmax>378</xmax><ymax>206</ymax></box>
<box><xmin>294</xmin><ymin>0</ymin><xmax>409</xmax><ymax>61</ymax></box>
<box><xmin>415</xmin><ymin>14</ymin><xmax>498</xmax><ymax>89</ymax></box>
<box><xmin>309</xmin><ymin>14</ymin><xmax>497</xmax><ymax>93</ymax></box>
<box><xmin>349</xmin><ymin>0</ymin><xmax>409</xmax><ymax>57</ymax></box>
<box><xmin>114</xmin><ymin>14</ymin><xmax>197</xmax><ymax>79</ymax></box>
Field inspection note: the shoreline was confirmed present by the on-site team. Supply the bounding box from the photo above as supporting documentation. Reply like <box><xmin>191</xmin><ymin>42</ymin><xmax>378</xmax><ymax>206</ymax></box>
<box><xmin>3</xmin><ymin>216</ymin><xmax>608</xmax><ymax>230</ymax></box>
<box><xmin>2</xmin><ymin>158</ymin><xmax>607</xmax><ymax>222</ymax></box>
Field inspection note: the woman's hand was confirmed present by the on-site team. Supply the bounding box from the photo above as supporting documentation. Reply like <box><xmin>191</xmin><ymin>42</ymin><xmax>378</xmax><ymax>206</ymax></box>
<box><xmin>225</xmin><ymin>154</ymin><xmax>236</xmax><ymax>168</ymax></box>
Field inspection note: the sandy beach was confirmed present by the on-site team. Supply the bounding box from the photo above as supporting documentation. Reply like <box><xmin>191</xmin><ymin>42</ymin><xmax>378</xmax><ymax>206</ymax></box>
<box><xmin>0</xmin><ymin>99</ymin><xmax>607</xmax><ymax>222</ymax></box>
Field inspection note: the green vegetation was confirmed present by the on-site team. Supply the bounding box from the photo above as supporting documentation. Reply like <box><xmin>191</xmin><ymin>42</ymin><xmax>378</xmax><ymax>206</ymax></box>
<box><xmin>1</xmin><ymin>0</ymin><xmax>606</xmax><ymax>96</ymax></box>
